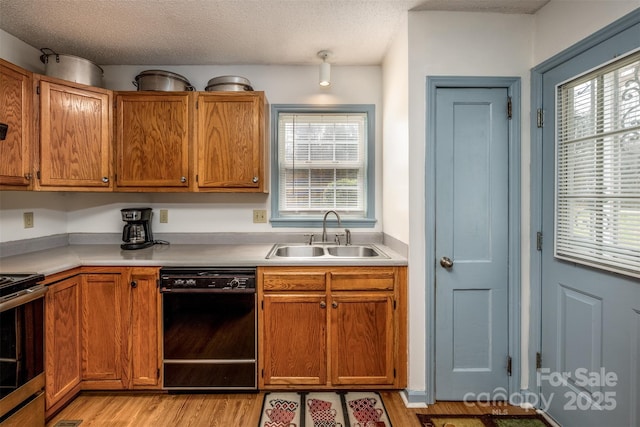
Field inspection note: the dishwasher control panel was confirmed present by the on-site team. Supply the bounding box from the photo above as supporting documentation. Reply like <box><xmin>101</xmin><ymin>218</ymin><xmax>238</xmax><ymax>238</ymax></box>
<box><xmin>159</xmin><ymin>267</ymin><xmax>256</xmax><ymax>292</ymax></box>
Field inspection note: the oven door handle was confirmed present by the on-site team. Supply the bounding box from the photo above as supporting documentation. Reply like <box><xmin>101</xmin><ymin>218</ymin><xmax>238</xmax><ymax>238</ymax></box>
<box><xmin>0</xmin><ymin>285</ymin><xmax>47</xmax><ymax>313</ymax></box>
<box><xmin>160</xmin><ymin>288</ymin><xmax>255</xmax><ymax>294</ymax></box>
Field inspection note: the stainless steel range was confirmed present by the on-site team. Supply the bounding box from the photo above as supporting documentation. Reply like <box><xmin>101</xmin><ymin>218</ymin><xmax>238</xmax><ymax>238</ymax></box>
<box><xmin>159</xmin><ymin>267</ymin><xmax>257</xmax><ymax>391</ymax></box>
<box><xmin>0</xmin><ymin>273</ymin><xmax>46</xmax><ymax>426</ymax></box>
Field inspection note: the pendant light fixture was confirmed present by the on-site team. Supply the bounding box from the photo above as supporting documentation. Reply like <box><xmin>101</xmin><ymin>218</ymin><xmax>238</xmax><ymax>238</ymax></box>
<box><xmin>317</xmin><ymin>50</ymin><xmax>331</xmax><ymax>87</ymax></box>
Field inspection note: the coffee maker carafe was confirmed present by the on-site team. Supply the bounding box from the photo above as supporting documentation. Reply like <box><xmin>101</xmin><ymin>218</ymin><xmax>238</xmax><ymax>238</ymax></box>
<box><xmin>121</xmin><ymin>208</ymin><xmax>154</xmax><ymax>250</ymax></box>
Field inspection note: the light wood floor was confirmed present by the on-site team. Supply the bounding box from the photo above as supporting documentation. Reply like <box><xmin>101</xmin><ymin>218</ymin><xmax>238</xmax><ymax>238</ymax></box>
<box><xmin>47</xmin><ymin>391</ymin><xmax>536</xmax><ymax>427</ymax></box>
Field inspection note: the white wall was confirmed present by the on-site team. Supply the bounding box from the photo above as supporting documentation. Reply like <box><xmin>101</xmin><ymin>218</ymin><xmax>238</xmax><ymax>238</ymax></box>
<box><xmin>381</xmin><ymin>15</ymin><xmax>410</xmax><ymax>245</ymax></box>
<box><xmin>533</xmin><ymin>0</ymin><xmax>639</xmax><ymax>64</ymax></box>
<box><xmin>400</xmin><ymin>2</ymin><xmax>638</xmax><ymax>401</ymax></box>
<box><xmin>404</xmin><ymin>10</ymin><xmax>535</xmax><ymax>395</ymax></box>
<box><xmin>0</xmin><ymin>29</ymin><xmax>43</xmax><ymax>73</ymax></box>
<box><xmin>0</xmin><ymin>31</ymin><xmax>384</xmax><ymax>243</ymax></box>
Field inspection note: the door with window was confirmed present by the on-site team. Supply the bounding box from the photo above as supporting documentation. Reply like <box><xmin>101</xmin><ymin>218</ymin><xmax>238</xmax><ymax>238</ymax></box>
<box><xmin>539</xmin><ymin>23</ymin><xmax>640</xmax><ymax>426</ymax></box>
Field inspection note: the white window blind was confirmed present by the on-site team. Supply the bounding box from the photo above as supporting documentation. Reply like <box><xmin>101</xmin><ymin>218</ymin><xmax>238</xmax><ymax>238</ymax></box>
<box><xmin>278</xmin><ymin>113</ymin><xmax>367</xmax><ymax>216</ymax></box>
<box><xmin>555</xmin><ymin>51</ymin><xmax>640</xmax><ymax>278</ymax></box>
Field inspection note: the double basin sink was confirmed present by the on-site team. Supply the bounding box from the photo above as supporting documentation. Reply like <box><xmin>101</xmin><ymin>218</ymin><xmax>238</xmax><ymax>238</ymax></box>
<box><xmin>266</xmin><ymin>243</ymin><xmax>389</xmax><ymax>259</ymax></box>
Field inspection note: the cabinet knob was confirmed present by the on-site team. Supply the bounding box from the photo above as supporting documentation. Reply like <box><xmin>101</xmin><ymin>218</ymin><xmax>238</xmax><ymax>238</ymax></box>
<box><xmin>180</xmin><ymin>176</ymin><xmax>187</xmax><ymax>183</ymax></box>
<box><xmin>252</xmin><ymin>176</ymin><xmax>259</xmax><ymax>183</ymax></box>
<box><xmin>332</xmin><ymin>301</ymin><xmax>338</xmax><ymax>309</ymax></box>
<box><xmin>130</xmin><ymin>280</ymin><xmax>137</xmax><ymax>288</ymax></box>
<box><xmin>102</xmin><ymin>176</ymin><xmax>109</xmax><ymax>183</ymax></box>
<box><xmin>320</xmin><ymin>301</ymin><xmax>327</xmax><ymax>309</ymax></box>
<box><xmin>24</xmin><ymin>173</ymin><xmax>32</xmax><ymax>180</ymax></box>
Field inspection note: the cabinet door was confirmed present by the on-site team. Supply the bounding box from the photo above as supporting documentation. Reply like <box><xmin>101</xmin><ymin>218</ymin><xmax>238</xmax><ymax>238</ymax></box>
<box><xmin>116</xmin><ymin>93</ymin><xmax>191</xmax><ymax>189</ymax></box>
<box><xmin>262</xmin><ymin>294</ymin><xmax>327</xmax><ymax>386</ymax></box>
<box><xmin>45</xmin><ymin>276</ymin><xmax>82</xmax><ymax>409</ymax></box>
<box><xmin>196</xmin><ymin>92</ymin><xmax>265</xmax><ymax>191</ymax></box>
<box><xmin>0</xmin><ymin>60</ymin><xmax>32</xmax><ymax>187</ymax></box>
<box><xmin>80</xmin><ymin>273</ymin><xmax>127</xmax><ymax>388</ymax></box>
<box><xmin>38</xmin><ymin>80</ymin><xmax>111</xmax><ymax>189</ymax></box>
<box><xmin>127</xmin><ymin>268</ymin><xmax>161</xmax><ymax>388</ymax></box>
<box><xmin>330</xmin><ymin>293</ymin><xmax>395</xmax><ymax>386</ymax></box>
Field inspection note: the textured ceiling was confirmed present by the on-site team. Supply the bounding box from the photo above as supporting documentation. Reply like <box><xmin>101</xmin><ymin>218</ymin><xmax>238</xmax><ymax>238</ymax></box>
<box><xmin>0</xmin><ymin>0</ymin><xmax>550</xmax><ymax>66</ymax></box>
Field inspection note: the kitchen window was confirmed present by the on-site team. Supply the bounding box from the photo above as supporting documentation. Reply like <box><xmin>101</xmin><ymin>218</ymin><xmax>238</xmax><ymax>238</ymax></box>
<box><xmin>555</xmin><ymin>50</ymin><xmax>640</xmax><ymax>277</ymax></box>
<box><xmin>270</xmin><ymin>105</ymin><xmax>376</xmax><ymax>227</ymax></box>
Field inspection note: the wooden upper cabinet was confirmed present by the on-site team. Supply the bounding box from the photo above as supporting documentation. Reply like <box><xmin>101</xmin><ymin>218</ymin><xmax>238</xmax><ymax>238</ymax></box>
<box><xmin>37</xmin><ymin>78</ymin><xmax>112</xmax><ymax>190</ymax></box>
<box><xmin>0</xmin><ymin>59</ymin><xmax>32</xmax><ymax>188</ymax></box>
<box><xmin>196</xmin><ymin>92</ymin><xmax>268</xmax><ymax>192</ymax></box>
<box><xmin>115</xmin><ymin>92</ymin><xmax>192</xmax><ymax>190</ymax></box>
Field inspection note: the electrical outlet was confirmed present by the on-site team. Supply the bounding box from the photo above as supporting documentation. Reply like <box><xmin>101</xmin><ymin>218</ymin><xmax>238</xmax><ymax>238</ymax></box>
<box><xmin>253</xmin><ymin>209</ymin><xmax>267</xmax><ymax>223</ymax></box>
<box><xmin>23</xmin><ymin>212</ymin><xmax>34</xmax><ymax>228</ymax></box>
<box><xmin>159</xmin><ymin>209</ymin><xmax>169</xmax><ymax>223</ymax></box>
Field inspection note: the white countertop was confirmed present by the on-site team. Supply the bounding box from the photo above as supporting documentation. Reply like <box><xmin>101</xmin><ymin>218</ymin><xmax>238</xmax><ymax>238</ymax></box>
<box><xmin>0</xmin><ymin>243</ymin><xmax>407</xmax><ymax>277</ymax></box>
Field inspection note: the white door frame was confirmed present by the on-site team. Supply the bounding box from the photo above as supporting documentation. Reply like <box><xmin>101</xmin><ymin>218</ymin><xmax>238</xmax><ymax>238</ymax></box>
<box><xmin>425</xmin><ymin>76</ymin><xmax>522</xmax><ymax>404</ymax></box>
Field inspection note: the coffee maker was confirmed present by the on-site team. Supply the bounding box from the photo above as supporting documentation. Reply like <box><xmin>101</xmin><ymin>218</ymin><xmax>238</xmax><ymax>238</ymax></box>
<box><xmin>121</xmin><ymin>208</ymin><xmax>154</xmax><ymax>250</ymax></box>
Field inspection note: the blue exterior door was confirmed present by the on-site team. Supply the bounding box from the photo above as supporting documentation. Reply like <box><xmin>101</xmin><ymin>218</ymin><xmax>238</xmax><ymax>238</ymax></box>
<box><xmin>434</xmin><ymin>87</ymin><xmax>510</xmax><ymax>399</ymax></box>
<box><xmin>539</xmin><ymin>21</ymin><xmax>640</xmax><ymax>427</ymax></box>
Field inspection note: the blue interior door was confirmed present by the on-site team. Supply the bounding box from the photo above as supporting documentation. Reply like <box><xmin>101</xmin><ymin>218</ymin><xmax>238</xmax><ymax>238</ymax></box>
<box><xmin>434</xmin><ymin>87</ymin><xmax>510</xmax><ymax>399</ymax></box>
<box><xmin>539</xmin><ymin>22</ymin><xmax>640</xmax><ymax>427</ymax></box>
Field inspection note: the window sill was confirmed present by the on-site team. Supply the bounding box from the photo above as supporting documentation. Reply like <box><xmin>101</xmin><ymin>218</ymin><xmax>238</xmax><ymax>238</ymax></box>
<box><xmin>269</xmin><ymin>217</ymin><xmax>377</xmax><ymax>228</ymax></box>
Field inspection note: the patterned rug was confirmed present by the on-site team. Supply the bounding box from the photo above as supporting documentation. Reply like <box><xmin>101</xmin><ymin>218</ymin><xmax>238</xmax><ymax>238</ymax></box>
<box><xmin>417</xmin><ymin>413</ymin><xmax>555</xmax><ymax>427</ymax></box>
<box><xmin>259</xmin><ymin>391</ymin><xmax>393</xmax><ymax>427</ymax></box>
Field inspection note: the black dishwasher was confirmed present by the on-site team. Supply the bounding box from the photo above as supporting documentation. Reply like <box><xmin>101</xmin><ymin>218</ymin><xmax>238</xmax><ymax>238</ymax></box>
<box><xmin>159</xmin><ymin>267</ymin><xmax>257</xmax><ymax>391</ymax></box>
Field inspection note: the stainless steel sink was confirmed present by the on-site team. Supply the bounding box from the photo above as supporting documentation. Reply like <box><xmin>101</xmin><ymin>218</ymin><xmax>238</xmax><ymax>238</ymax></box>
<box><xmin>273</xmin><ymin>245</ymin><xmax>324</xmax><ymax>257</ymax></box>
<box><xmin>325</xmin><ymin>245</ymin><xmax>380</xmax><ymax>257</ymax></box>
<box><xmin>266</xmin><ymin>243</ymin><xmax>388</xmax><ymax>259</ymax></box>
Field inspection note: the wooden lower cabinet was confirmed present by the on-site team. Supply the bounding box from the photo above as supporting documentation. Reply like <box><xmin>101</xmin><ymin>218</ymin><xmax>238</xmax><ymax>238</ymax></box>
<box><xmin>258</xmin><ymin>266</ymin><xmax>407</xmax><ymax>390</ymax></box>
<box><xmin>45</xmin><ymin>275</ymin><xmax>82</xmax><ymax>412</ymax></box>
<box><xmin>262</xmin><ymin>293</ymin><xmax>327</xmax><ymax>386</ymax></box>
<box><xmin>81</xmin><ymin>272</ymin><xmax>127</xmax><ymax>389</ymax></box>
<box><xmin>128</xmin><ymin>267</ymin><xmax>162</xmax><ymax>388</ymax></box>
<box><xmin>331</xmin><ymin>293</ymin><xmax>395</xmax><ymax>386</ymax></box>
<box><xmin>44</xmin><ymin>267</ymin><xmax>161</xmax><ymax>416</ymax></box>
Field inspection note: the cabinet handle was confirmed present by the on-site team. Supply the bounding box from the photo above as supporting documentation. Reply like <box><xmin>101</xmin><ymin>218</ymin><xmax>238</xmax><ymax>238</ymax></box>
<box><xmin>180</xmin><ymin>176</ymin><xmax>187</xmax><ymax>183</ymax></box>
<box><xmin>332</xmin><ymin>301</ymin><xmax>338</xmax><ymax>308</ymax></box>
<box><xmin>252</xmin><ymin>176</ymin><xmax>259</xmax><ymax>183</ymax></box>
<box><xmin>130</xmin><ymin>280</ymin><xmax>137</xmax><ymax>288</ymax></box>
<box><xmin>102</xmin><ymin>176</ymin><xmax>109</xmax><ymax>183</ymax></box>
<box><xmin>320</xmin><ymin>301</ymin><xmax>326</xmax><ymax>309</ymax></box>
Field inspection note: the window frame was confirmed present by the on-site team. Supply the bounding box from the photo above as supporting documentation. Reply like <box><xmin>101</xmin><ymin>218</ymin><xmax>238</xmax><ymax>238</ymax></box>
<box><xmin>554</xmin><ymin>50</ymin><xmax>640</xmax><ymax>278</ymax></box>
<box><xmin>269</xmin><ymin>104</ymin><xmax>376</xmax><ymax>228</ymax></box>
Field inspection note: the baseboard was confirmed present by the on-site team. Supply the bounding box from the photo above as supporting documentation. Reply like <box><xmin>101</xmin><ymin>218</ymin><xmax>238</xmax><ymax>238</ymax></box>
<box><xmin>400</xmin><ymin>389</ymin><xmax>429</xmax><ymax>408</ymax></box>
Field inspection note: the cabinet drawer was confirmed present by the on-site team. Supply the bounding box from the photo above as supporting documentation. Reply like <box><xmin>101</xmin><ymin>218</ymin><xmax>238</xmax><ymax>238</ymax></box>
<box><xmin>329</xmin><ymin>268</ymin><xmax>396</xmax><ymax>291</ymax></box>
<box><xmin>262</xmin><ymin>270</ymin><xmax>326</xmax><ymax>291</ymax></box>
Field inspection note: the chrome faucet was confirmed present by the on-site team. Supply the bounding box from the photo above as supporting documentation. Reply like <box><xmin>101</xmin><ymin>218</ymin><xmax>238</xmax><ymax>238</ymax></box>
<box><xmin>322</xmin><ymin>210</ymin><xmax>342</xmax><ymax>243</ymax></box>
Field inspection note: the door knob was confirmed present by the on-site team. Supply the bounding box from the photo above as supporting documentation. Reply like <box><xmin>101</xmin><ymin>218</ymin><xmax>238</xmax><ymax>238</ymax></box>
<box><xmin>440</xmin><ymin>256</ymin><xmax>454</xmax><ymax>269</ymax></box>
